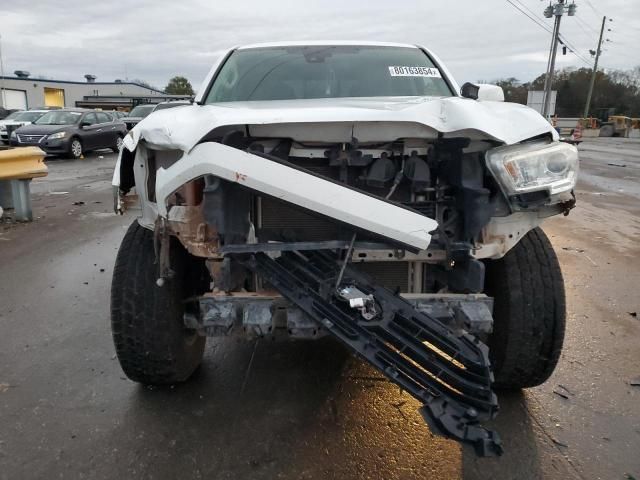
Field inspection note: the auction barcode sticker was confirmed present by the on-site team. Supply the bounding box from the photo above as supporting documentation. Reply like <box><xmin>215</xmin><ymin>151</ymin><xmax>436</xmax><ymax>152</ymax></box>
<box><xmin>388</xmin><ymin>66</ymin><xmax>442</xmax><ymax>78</ymax></box>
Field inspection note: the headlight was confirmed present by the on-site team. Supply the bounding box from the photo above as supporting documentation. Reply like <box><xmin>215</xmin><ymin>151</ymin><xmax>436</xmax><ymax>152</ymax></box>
<box><xmin>10</xmin><ymin>131</ymin><xmax>17</xmax><ymax>139</ymax></box>
<box><xmin>0</xmin><ymin>125</ymin><xmax>6</xmax><ymax>132</ymax></box>
<box><xmin>48</xmin><ymin>132</ymin><xmax>66</xmax><ymax>140</ymax></box>
<box><xmin>485</xmin><ymin>141</ymin><xmax>578</xmax><ymax>196</ymax></box>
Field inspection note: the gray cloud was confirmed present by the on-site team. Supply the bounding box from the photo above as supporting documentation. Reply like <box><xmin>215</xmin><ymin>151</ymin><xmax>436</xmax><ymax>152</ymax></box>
<box><xmin>1</xmin><ymin>0</ymin><xmax>638</xmax><ymax>90</ymax></box>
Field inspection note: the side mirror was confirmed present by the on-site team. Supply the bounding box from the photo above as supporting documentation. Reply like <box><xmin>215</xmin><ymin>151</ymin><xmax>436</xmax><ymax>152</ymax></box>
<box><xmin>461</xmin><ymin>82</ymin><xmax>480</xmax><ymax>100</ymax></box>
<box><xmin>80</xmin><ymin>121</ymin><xmax>91</xmax><ymax>128</ymax></box>
<box><xmin>461</xmin><ymin>82</ymin><xmax>505</xmax><ymax>102</ymax></box>
<box><xmin>476</xmin><ymin>84</ymin><xmax>505</xmax><ymax>102</ymax></box>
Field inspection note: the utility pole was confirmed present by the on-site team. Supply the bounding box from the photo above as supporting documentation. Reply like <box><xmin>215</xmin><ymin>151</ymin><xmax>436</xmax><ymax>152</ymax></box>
<box><xmin>542</xmin><ymin>3</ymin><xmax>563</xmax><ymax>118</ymax></box>
<box><xmin>583</xmin><ymin>16</ymin><xmax>607</xmax><ymax>118</ymax></box>
<box><xmin>541</xmin><ymin>1</ymin><xmax>577</xmax><ymax>119</ymax></box>
<box><xmin>0</xmin><ymin>34</ymin><xmax>7</xmax><ymax>108</ymax></box>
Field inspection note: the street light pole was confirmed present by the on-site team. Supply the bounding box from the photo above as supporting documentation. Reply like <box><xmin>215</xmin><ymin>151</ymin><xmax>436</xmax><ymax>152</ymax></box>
<box><xmin>583</xmin><ymin>16</ymin><xmax>607</xmax><ymax>118</ymax></box>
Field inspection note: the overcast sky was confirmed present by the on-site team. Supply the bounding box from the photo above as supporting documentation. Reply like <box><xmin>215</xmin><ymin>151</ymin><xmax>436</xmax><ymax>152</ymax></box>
<box><xmin>1</xmin><ymin>0</ymin><xmax>638</xmax><ymax>91</ymax></box>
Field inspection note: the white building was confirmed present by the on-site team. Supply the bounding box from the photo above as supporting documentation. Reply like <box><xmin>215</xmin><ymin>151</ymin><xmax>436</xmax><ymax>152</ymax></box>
<box><xmin>0</xmin><ymin>71</ymin><xmax>189</xmax><ymax>111</ymax></box>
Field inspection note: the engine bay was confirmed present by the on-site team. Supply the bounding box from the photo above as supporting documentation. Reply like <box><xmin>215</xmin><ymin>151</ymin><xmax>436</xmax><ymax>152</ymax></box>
<box><xmin>190</xmin><ymin>133</ymin><xmax>505</xmax><ymax>294</ymax></box>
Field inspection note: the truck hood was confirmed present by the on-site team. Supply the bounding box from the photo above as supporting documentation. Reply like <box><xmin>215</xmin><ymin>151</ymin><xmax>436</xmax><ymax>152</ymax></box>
<box><xmin>123</xmin><ymin>96</ymin><xmax>557</xmax><ymax>153</ymax></box>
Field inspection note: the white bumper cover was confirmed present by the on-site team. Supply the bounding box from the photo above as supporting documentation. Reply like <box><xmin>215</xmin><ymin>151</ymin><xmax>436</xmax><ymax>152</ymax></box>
<box><xmin>155</xmin><ymin>142</ymin><xmax>438</xmax><ymax>250</ymax></box>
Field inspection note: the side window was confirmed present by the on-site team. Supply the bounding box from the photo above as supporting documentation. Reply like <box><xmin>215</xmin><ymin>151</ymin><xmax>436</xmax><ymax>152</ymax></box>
<box><xmin>96</xmin><ymin>112</ymin><xmax>111</xmax><ymax>123</ymax></box>
<box><xmin>82</xmin><ymin>113</ymin><xmax>97</xmax><ymax>125</ymax></box>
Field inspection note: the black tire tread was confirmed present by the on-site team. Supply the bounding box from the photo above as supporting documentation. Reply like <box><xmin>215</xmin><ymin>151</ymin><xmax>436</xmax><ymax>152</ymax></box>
<box><xmin>110</xmin><ymin>220</ymin><xmax>205</xmax><ymax>384</ymax></box>
<box><xmin>484</xmin><ymin>227</ymin><xmax>566</xmax><ymax>389</ymax></box>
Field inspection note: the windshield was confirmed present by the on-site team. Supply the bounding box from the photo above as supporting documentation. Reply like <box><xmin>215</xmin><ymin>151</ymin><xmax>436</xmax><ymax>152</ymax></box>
<box><xmin>14</xmin><ymin>111</ymin><xmax>45</xmax><ymax>123</ymax></box>
<box><xmin>205</xmin><ymin>45</ymin><xmax>453</xmax><ymax>103</ymax></box>
<box><xmin>128</xmin><ymin>105</ymin><xmax>155</xmax><ymax>117</ymax></box>
<box><xmin>3</xmin><ymin>112</ymin><xmax>22</xmax><ymax>121</ymax></box>
<box><xmin>35</xmin><ymin>111</ymin><xmax>82</xmax><ymax>125</ymax></box>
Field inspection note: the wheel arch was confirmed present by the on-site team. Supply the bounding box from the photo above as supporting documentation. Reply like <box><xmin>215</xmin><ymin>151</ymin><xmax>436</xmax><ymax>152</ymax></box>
<box><xmin>474</xmin><ymin>212</ymin><xmax>543</xmax><ymax>260</ymax></box>
<box><xmin>117</xmin><ymin>146</ymin><xmax>136</xmax><ymax>194</ymax></box>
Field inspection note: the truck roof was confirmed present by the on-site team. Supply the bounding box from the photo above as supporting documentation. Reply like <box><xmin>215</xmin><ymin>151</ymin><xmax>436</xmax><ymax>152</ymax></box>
<box><xmin>237</xmin><ymin>40</ymin><xmax>419</xmax><ymax>50</ymax></box>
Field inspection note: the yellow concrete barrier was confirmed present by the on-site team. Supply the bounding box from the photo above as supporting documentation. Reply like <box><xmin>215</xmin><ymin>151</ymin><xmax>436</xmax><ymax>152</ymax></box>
<box><xmin>0</xmin><ymin>147</ymin><xmax>48</xmax><ymax>181</ymax></box>
<box><xmin>0</xmin><ymin>147</ymin><xmax>47</xmax><ymax>221</ymax></box>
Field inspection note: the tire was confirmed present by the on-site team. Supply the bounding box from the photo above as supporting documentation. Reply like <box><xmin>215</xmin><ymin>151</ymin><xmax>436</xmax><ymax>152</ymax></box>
<box><xmin>112</xmin><ymin>135</ymin><xmax>124</xmax><ymax>153</ymax></box>
<box><xmin>599</xmin><ymin>124</ymin><xmax>615</xmax><ymax>137</ymax></box>
<box><xmin>111</xmin><ymin>220</ymin><xmax>206</xmax><ymax>385</ymax></box>
<box><xmin>483</xmin><ymin>227</ymin><xmax>566</xmax><ymax>390</ymax></box>
<box><xmin>68</xmin><ymin>137</ymin><xmax>83</xmax><ymax>159</ymax></box>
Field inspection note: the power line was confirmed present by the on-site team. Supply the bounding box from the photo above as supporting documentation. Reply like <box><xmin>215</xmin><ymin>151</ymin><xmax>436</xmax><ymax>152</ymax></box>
<box><xmin>512</xmin><ymin>0</ymin><xmax>548</xmax><ymax>24</ymax></box>
<box><xmin>514</xmin><ymin>0</ymin><xmax>596</xmax><ymax>42</ymax></box>
<box><xmin>505</xmin><ymin>0</ymin><xmax>552</xmax><ymax>34</ymax></box>
<box><xmin>610</xmin><ymin>19</ymin><xmax>640</xmax><ymax>34</ymax></box>
<box><xmin>575</xmin><ymin>15</ymin><xmax>598</xmax><ymax>34</ymax></box>
<box><xmin>557</xmin><ymin>32</ymin><xmax>584</xmax><ymax>55</ymax></box>
<box><xmin>513</xmin><ymin>0</ymin><xmax>593</xmax><ymax>64</ymax></box>
<box><xmin>573</xmin><ymin>19</ymin><xmax>597</xmax><ymax>39</ymax></box>
<box><xmin>538</xmin><ymin>3</ymin><xmax>595</xmax><ymax>65</ymax></box>
<box><xmin>608</xmin><ymin>39</ymin><xmax>635</xmax><ymax>48</ymax></box>
<box><xmin>584</xmin><ymin>0</ymin><xmax>604</xmax><ymax>18</ymax></box>
<box><xmin>505</xmin><ymin>0</ymin><xmax>592</xmax><ymax>66</ymax></box>
<box><xmin>610</xmin><ymin>29</ymin><xmax>640</xmax><ymax>41</ymax></box>
<box><xmin>558</xmin><ymin>34</ymin><xmax>593</xmax><ymax>65</ymax></box>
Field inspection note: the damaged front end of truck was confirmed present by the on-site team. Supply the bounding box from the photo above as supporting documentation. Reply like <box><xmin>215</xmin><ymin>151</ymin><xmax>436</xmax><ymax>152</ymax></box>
<box><xmin>110</xmin><ymin>42</ymin><xmax>578</xmax><ymax>458</ymax></box>
<box><xmin>112</xmin><ymin>109</ymin><xmax>575</xmax><ymax>457</ymax></box>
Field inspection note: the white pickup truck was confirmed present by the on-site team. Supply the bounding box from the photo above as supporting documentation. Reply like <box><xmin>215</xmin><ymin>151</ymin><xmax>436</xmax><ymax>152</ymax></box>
<box><xmin>111</xmin><ymin>41</ymin><xmax>578</xmax><ymax>456</ymax></box>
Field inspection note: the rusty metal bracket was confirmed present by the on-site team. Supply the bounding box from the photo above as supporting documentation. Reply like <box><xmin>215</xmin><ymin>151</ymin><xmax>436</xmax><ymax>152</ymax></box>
<box><xmin>154</xmin><ymin>217</ymin><xmax>173</xmax><ymax>286</ymax></box>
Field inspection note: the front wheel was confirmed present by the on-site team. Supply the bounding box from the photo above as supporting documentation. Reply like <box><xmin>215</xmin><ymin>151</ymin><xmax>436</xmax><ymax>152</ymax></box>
<box><xmin>110</xmin><ymin>220</ymin><xmax>206</xmax><ymax>384</ymax></box>
<box><xmin>599</xmin><ymin>124</ymin><xmax>615</xmax><ymax>137</ymax></box>
<box><xmin>484</xmin><ymin>227</ymin><xmax>566</xmax><ymax>390</ymax></box>
<box><xmin>112</xmin><ymin>135</ymin><xmax>124</xmax><ymax>153</ymax></box>
<box><xmin>68</xmin><ymin>137</ymin><xmax>83</xmax><ymax>159</ymax></box>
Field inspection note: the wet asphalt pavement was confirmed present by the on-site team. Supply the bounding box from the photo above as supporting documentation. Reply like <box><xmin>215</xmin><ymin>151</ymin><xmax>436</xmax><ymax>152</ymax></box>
<box><xmin>1</xmin><ymin>139</ymin><xmax>639</xmax><ymax>479</ymax></box>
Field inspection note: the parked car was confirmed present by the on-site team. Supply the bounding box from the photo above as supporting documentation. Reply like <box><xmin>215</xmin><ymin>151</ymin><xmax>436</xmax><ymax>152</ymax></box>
<box><xmin>0</xmin><ymin>111</ymin><xmax>24</xmax><ymax>142</ymax></box>
<box><xmin>0</xmin><ymin>110</ymin><xmax>49</xmax><ymax>144</ymax></box>
<box><xmin>121</xmin><ymin>102</ymin><xmax>190</xmax><ymax>130</ymax></box>
<box><xmin>10</xmin><ymin>109</ymin><xmax>127</xmax><ymax>158</ymax></box>
<box><xmin>111</xmin><ymin>41</ymin><xmax>578</xmax><ymax>457</ymax></box>
<box><xmin>0</xmin><ymin>107</ymin><xmax>22</xmax><ymax>120</ymax></box>
<box><xmin>152</xmin><ymin>100</ymin><xmax>191</xmax><ymax>111</ymax></box>
<box><xmin>108</xmin><ymin>111</ymin><xmax>128</xmax><ymax>120</ymax></box>
<box><xmin>122</xmin><ymin>104</ymin><xmax>155</xmax><ymax>130</ymax></box>
<box><xmin>0</xmin><ymin>110</ymin><xmax>24</xmax><ymax>135</ymax></box>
